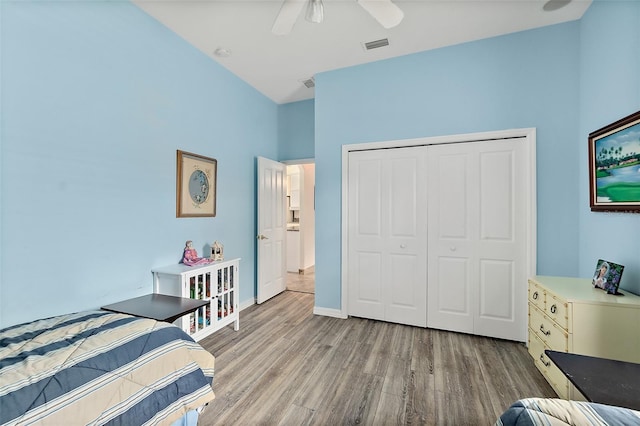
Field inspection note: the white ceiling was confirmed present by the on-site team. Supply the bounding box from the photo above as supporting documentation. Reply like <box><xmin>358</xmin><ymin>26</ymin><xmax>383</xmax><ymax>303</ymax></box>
<box><xmin>133</xmin><ymin>0</ymin><xmax>591</xmax><ymax>105</ymax></box>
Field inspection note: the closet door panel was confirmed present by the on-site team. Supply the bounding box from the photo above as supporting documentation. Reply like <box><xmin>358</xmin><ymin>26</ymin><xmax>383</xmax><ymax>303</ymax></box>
<box><xmin>436</xmin><ymin>257</ymin><xmax>469</xmax><ymax>314</ymax></box>
<box><xmin>349</xmin><ymin>251</ymin><xmax>385</xmax><ymax>321</ymax></box>
<box><xmin>428</xmin><ymin>138</ymin><xmax>527</xmax><ymax>341</ymax></box>
<box><xmin>348</xmin><ymin>154</ymin><xmax>385</xmax><ymax>320</ymax></box>
<box><xmin>473</xmin><ymin>140</ymin><xmax>527</xmax><ymax>341</ymax></box>
<box><xmin>479</xmin><ymin>150</ymin><xmax>514</xmax><ymax>241</ymax></box>
<box><xmin>427</xmin><ymin>149</ymin><xmax>476</xmax><ymax>334</ymax></box>
<box><xmin>479</xmin><ymin>259</ymin><xmax>514</xmax><ymax>320</ymax></box>
<box><xmin>348</xmin><ymin>147</ymin><xmax>427</xmax><ymax>327</ymax></box>
<box><xmin>389</xmin><ymin>157</ymin><xmax>419</xmax><ymax>237</ymax></box>
<box><xmin>428</xmin><ymin>256</ymin><xmax>473</xmax><ymax>333</ymax></box>
<box><xmin>387</xmin><ymin>253</ymin><xmax>425</xmax><ymax>327</ymax></box>
<box><xmin>356</xmin><ymin>158</ymin><xmax>382</xmax><ymax>237</ymax></box>
<box><xmin>386</xmin><ymin>153</ymin><xmax>427</xmax><ymax>326</ymax></box>
<box><xmin>435</xmin><ymin>153</ymin><xmax>469</xmax><ymax>239</ymax></box>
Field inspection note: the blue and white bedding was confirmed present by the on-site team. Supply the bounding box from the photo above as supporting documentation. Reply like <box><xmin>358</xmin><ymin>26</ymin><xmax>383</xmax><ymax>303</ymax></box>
<box><xmin>496</xmin><ymin>398</ymin><xmax>640</xmax><ymax>426</ymax></box>
<box><xmin>0</xmin><ymin>310</ymin><xmax>215</xmax><ymax>425</ymax></box>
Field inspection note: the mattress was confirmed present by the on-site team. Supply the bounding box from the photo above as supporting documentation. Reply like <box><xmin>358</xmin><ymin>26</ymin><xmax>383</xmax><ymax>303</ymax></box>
<box><xmin>0</xmin><ymin>310</ymin><xmax>215</xmax><ymax>425</ymax></box>
<box><xmin>496</xmin><ymin>398</ymin><xmax>640</xmax><ymax>426</ymax></box>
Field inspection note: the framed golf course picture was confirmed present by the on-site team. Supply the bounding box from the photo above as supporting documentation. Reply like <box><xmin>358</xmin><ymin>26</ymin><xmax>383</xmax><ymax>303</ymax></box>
<box><xmin>589</xmin><ymin>110</ymin><xmax>640</xmax><ymax>212</ymax></box>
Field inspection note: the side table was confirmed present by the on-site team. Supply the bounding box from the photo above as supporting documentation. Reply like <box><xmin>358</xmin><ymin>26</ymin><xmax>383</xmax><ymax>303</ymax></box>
<box><xmin>101</xmin><ymin>293</ymin><xmax>209</xmax><ymax>324</ymax></box>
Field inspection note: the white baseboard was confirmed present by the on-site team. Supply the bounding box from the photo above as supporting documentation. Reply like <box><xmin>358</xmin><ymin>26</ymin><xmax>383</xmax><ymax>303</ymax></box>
<box><xmin>299</xmin><ymin>265</ymin><xmax>315</xmax><ymax>275</ymax></box>
<box><xmin>313</xmin><ymin>306</ymin><xmax>347</xmax><ymax>319</ymax></box>
<box><xmin>241</xmin><ymin>297</ymin><xmax>345</xmax><ymax>319</ymax></box>
<box><xmin>239</xmin><ymin>299</ymin><xmax>255</xmax><ymax>312</ymax></box>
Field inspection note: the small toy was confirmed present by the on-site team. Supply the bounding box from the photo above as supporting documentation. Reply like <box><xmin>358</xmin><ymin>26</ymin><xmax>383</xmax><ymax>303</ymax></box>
<box><xmin>211</xmin><ymin>241</ymin><xmax>224</xmax><ymax>261</ymax></box>
<box><xmin>182</xmin><ymin>240</ymin><xmax>213</xmax><ymax>266</ymax></box>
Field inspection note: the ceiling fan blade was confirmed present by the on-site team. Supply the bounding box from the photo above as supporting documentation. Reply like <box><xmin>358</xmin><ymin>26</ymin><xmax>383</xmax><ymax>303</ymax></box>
<box><xmin>272</xmin><ymin>0</ymin><xmax>307</xmax><ymax>36</ymax></box>
<box><xmin>357</xmin><ymin>0</ymin><xmax>404</xmax><ymax>29</ymax></box>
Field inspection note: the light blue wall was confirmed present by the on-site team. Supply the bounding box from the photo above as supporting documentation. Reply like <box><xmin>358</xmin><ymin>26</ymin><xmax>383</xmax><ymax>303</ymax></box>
<box><xmin>0</xmin><ymin>1</ymin><xmax>278</xmax><ymax>327</ymax></box>
<box><xmin>314</xmin><ymin>23</ymin><xmax>582</xmax><ymax>310</ymax></box>
<box><xmin>578</xmin><ymin>1</ymin><xmax>640</xmax><ymax>293</ymax></box>
<box><xmin>4</xmin><ymin>0</ymin><xmax>636</xmax><ymax>326</ymax></box>
<box><xmin>278</xmin><ymin>99</ymin><xmax>315</xmax><ymax>160</ymax></box>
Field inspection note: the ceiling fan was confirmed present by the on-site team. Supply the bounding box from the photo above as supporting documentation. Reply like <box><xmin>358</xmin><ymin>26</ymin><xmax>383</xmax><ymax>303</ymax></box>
<box><xmin>271</xmin><ymin>0</ymin><xmax>404</xmax><ymax>36</ymax></box>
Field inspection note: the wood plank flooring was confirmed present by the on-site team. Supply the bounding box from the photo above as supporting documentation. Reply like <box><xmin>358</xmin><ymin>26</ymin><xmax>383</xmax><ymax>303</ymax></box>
<box><xmin>286</xmin><ymin>271</ymin><xmax>315</xmax><ymax>294</ymax></box>
<box><xmin>198</xmin><ymin>291</ymin><xmax>555</xmax><ymax>425</ymax></box>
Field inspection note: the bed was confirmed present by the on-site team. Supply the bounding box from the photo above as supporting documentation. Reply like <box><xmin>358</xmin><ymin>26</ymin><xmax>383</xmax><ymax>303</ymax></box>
<box><xmin>495</xmin><ymin>398</ymin><xmax>640</xmax><ymax>426</ymax></box>
<box><xmin>0</xmin><ymin>310</ymin><xmax>215</xmax><ymax>425</ymax></box>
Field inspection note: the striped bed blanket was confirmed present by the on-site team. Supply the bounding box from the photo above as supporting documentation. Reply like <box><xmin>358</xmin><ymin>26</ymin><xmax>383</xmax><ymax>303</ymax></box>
<box><xmin>0</xmin><ymin>310</ymin><xmax>215</xmax><ymax>425</ymax></box>
<box><xmin>496</xmin><ymin>398</ymin><xmax>640</xmax><ymax>425</ymax></box>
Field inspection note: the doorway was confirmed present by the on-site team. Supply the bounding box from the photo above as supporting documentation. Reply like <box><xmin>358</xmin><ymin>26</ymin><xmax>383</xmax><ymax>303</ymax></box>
<box><xmin>285</xmin><ymin>162</ymin><xmax>315</xmax><ymax>294</ymax></box>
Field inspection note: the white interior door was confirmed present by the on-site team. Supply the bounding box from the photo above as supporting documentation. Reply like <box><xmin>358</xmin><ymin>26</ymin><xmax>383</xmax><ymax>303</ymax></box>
<box><xmin>347</xmin><ymin>147</ymin><xmax>428</xmax><ymax>327</ymax></box>
<box><xmin>427</xmin><ymin>138</ymin><xmax>527</xmax><ymax>341</ymax></box>
<box><xmin>257</xmin><ymin>157</ymin><xmax>287</xmax><ymax>304</ymax></box>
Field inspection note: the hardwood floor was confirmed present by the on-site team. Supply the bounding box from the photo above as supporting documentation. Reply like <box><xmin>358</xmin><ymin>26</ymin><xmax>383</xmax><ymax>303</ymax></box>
<box><xmin>198</xmin><ymin>291</ymin><xmax>555</xmax><ymax>425</ymax></box>
<box><xmin>286</xmin><ymin>271</ymin><xmax>315</xmax><ymax>294</ymax></box>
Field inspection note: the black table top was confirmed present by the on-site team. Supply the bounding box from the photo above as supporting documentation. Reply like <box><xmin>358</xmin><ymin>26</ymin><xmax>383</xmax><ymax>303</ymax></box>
<box><xmin>101</xmin><ymin>293</ymin><xmax>209</xmax><ymax>323</ymax></box>
<box><xmin>546</xmin><ymin>350</ymin><xmax>640</xmax><ymax>410</ymax></box>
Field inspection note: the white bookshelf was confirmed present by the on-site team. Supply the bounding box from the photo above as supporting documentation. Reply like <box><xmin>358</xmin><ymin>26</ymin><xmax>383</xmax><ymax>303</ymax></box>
<box><xmin>152</xmin><ymin>258</ymin><xmax>240</xmax><ymax>341</ymax></box>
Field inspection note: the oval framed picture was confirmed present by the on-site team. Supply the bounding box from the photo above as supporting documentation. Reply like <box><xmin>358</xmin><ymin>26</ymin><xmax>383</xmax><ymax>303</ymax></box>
<box><xmin>176</xmin><ymin>150</ymin><xmax>217</xmax><ymax>217</ymax></box>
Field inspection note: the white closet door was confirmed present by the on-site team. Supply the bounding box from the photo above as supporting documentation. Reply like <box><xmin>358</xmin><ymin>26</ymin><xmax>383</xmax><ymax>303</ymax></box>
<box><xmin>348</xmin><ymin>147</ymin><xmax>428</xmax><ymax>327</ymax></box>
<box><xmin>427</xmin><ymin>138</ymin><xmax>527</xmax><ymax>341</ymax></box>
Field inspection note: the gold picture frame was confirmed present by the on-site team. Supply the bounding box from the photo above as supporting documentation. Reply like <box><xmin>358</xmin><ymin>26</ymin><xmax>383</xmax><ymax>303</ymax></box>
<box><xmin>176</xmin><ymin>150</ymin><xmax>217</xmax><ymax>217</ymax></box>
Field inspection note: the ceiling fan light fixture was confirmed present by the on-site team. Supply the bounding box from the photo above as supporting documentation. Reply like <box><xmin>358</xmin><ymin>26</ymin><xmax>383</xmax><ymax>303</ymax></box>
<box><xmin>543</xmin><ymin>0</ymin><xmax>571</xmax><ymax>11</ymax></box>
<box><xmin>305</xmin><ymin>0</ymin><xmax>324</xmax><ymax>24</ymax></box>
<box><xmin>357</xmin><ymin>0</ymin><xmax>404</xmax><ymax>29</ymax></box>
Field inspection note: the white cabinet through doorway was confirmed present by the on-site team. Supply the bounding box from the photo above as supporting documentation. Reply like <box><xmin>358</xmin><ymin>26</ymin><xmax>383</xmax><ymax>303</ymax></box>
<box><xmin>345</xmin><ymin>133</ymin><xmax>532</xmax><ymax>342</ymax></box>
<box><xmin>287</xmin><ymin>230</ymin><xmax>300</xmax><ymax>272</ymax></box>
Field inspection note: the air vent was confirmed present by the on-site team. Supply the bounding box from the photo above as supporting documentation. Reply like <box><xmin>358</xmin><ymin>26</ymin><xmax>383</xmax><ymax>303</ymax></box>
<box><xmin>302</xmin><ymin>77</ymin><xmax>315</xmax><ymax>88</ymax></box>
<box><xmin>363</xmin><ymin>38</ymin><xmax>389</xmax><ymax>51</ymax></box>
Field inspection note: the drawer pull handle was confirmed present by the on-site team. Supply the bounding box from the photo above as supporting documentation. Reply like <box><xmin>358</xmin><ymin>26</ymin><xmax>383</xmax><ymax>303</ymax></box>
<box><xmin>540</xmin><ymin>354</ymin><xmax>550</xmax><ymax>367</ymax></box>
<box><xmin>539</xmin><ymin>324</ymin><xmax>551</xmax><ymax>336</ymax></box>
<box><xmin>550</xmin><ymin>304</ymin><xmax>557</xmax><ymax>314</ymax></box>
<box><xmin>533</xmin><ymin>291</ymin><xmax>539</xmax><ymax>300</ymax></box>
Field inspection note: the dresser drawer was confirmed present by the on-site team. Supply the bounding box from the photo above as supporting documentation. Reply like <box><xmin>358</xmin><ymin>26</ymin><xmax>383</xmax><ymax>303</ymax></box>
<box><xmin>528</xmin><ymin>329</ymin><xmax>568</xmax><ymax>399</ymax></box>
<box><xmin>545</xmin><ymin>291</ymin><xmax>569</xmax><ymax>331</ymax></box>
<box><xmin>529</xmin><ymin>303</ymin><xmax>569</xmax><ymax>351</ymax></box>
<box><xmin>528</xmin><ymin>280</ymin><xmax>545</xmax><ymax>311</ymax></box>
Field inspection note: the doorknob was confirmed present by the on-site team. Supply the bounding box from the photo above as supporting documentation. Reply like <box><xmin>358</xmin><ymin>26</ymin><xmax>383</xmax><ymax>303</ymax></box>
<box><xmin>256</xmin><ymin>234</ymin><xmax>268</xmax><ymax>240</ymax></box>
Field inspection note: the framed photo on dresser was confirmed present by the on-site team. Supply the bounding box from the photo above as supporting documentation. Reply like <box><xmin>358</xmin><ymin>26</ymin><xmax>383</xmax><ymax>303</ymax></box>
<box><xmin>592</xmin><ymin>259</ymin><xmax>624</xmax><ymax>295</ymax></box>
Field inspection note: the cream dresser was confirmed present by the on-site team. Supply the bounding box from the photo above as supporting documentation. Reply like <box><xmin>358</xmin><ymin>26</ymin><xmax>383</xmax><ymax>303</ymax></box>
<box><xmin>528</xmin><ymin>275</ymin><xmax>640</xmax><ymax>399</ymax></box>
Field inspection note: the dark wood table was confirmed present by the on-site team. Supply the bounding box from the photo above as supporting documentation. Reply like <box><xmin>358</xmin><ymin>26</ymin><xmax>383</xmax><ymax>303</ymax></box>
<box><xmin>546</xmin><ymin>350</ymin><xmax>640</xmax><ymax>410</ymax></box>
<box><xmin>101</xmin><ymin>293</ymin><xmax>209</xmax><ymax>323</ymax></box>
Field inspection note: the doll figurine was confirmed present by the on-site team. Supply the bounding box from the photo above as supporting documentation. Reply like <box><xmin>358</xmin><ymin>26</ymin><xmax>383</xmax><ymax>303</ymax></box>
<box><xmin>182</xmin><ymin>240</ymin><xmax>212</xmax><ymax>266</ymax></box>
